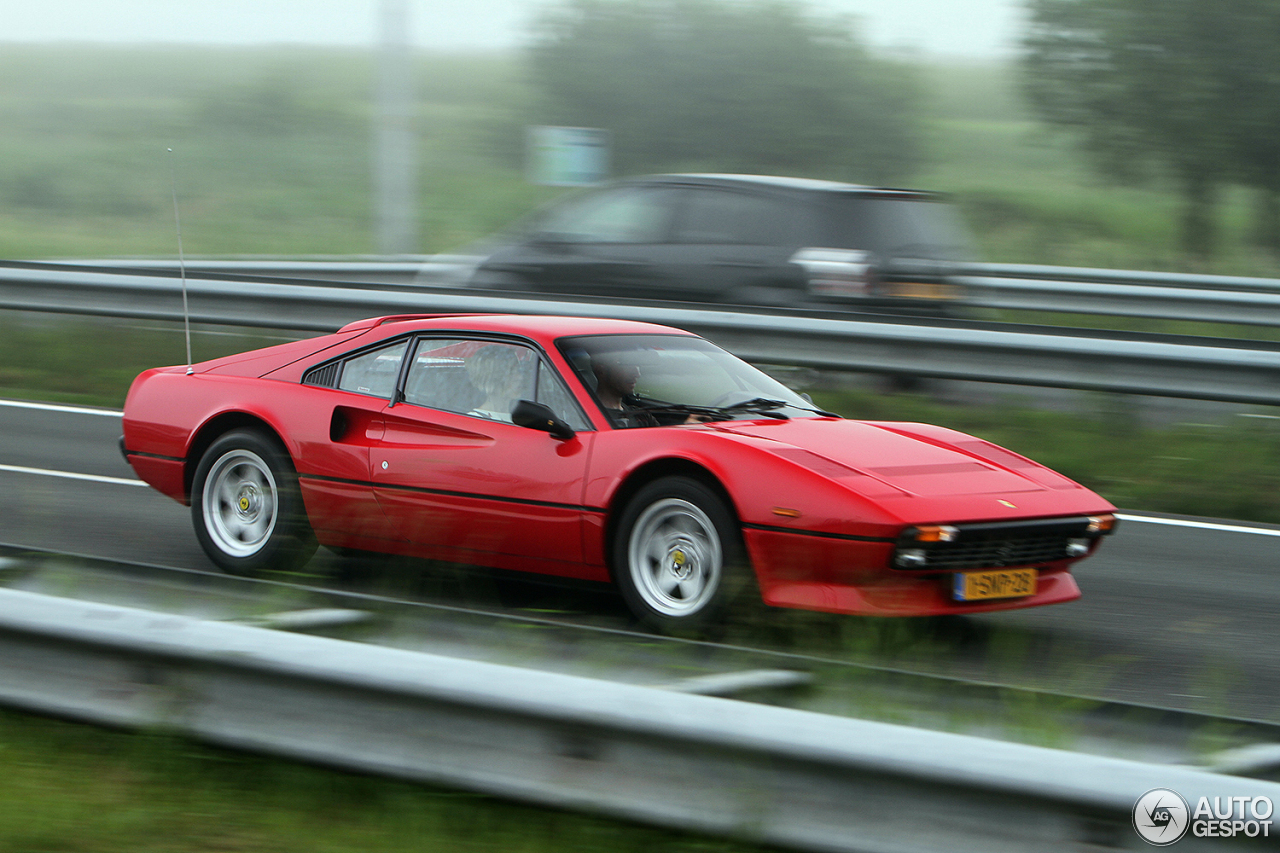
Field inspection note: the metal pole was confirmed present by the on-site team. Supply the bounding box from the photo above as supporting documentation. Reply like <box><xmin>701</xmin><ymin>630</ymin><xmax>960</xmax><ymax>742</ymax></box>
<box><xmin>373</xmin><ymin>0</ymin><xmax>417</xmax><ymax>255</ymax></box>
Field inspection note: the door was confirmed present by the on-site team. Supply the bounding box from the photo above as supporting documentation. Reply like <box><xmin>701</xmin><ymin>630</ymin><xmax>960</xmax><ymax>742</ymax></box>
<box><xmin>295</xmin><ymin>338</ymin><xmax>410</xmax><ymax>545</ymax></box>
<box><xmin>369</xmin><ymin>338</ymin><xmax>597</xmax><ymax>577</ymax></box>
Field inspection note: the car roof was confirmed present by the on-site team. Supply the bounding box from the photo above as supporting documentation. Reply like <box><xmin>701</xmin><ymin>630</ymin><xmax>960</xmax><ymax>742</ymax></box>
<box><xmin>633</xmin><ymin>173</ymin><xmax>936</xmax><ymax>197</ymax></box>
<box><xmin>355</xmin><ymin>313</ymin><xmax>698</xmax><ymax>346</ymax></box>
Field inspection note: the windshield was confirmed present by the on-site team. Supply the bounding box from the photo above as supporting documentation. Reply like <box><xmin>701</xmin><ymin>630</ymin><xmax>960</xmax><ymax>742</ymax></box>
<box><xmin>557</xmin><ymin>334</ymin><xmax>828</xmax><ymax>428</ymax></box>
<box><xmin>823</xmin><ymin>195</ymin><xmax>975</xmax><ymax>261</ymax></box>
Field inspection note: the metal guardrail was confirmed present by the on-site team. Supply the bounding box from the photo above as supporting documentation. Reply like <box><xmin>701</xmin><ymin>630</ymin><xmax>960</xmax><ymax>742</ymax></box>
<box><xmin>959</xmin><ymin>273</ymin><xmax>1280</xmax><ymax>327</ymax></box>
<box><xmin>40</xmin><ymin>256</ymin><xmax>1280</xmax><ymax>326</ymax></box>
<box><xmin>4</xmin><ymin>263</ymin><xmax>1280</xmax><ymax>406</ymax></box>
<box><xmin>40</xmin><ymin>255</ymin><xmax>474</xmax><ymax>286</ymax></box>
<box><xmin>3</xmin><ymin>586</ymin><xmax>1276</xmax><ymax>852</ymax></box>
<box><xmin>973</xmin><ymin>262</ymin><xmax>1280</xmax><ymax>293</ymax></box>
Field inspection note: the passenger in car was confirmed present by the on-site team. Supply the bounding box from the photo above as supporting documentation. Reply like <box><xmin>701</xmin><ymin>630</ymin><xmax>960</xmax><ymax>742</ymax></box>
<box><xmin>466</xmin><ymin>345</ymin><xmax>528</xmax><ymax>422</ymax></box>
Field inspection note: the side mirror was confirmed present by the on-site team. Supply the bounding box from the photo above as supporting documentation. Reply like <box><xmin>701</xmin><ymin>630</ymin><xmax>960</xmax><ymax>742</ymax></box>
<box><xmin>511</xmin><ymin>400</ymin><xmax>575</xmax><ymax>441</ymax></box>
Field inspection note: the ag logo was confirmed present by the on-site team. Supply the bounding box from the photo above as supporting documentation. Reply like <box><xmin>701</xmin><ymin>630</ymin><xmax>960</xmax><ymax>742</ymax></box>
<box><xmin>1133</xmin><ymin>788</ymin><xmax>1190</xmax><ymax>846</ymax></box>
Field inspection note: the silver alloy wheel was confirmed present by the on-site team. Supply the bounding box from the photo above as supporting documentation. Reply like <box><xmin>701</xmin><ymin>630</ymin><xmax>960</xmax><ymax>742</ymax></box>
<box><xmin>626</xmin><ymin>497</ymin><xmax>722</xmax><ymax>617</ymax></box>
<box><xmin>201</xmin><ymin>448</ymin><xmax>279</xmax><ymax>558</ymax></box>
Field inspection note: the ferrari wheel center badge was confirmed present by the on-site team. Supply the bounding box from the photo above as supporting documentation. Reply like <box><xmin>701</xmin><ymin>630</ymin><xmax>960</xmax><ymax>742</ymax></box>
<box><xmin>236</xmin><ymin>486</ymin><xmax>260</xmax><ymax>517</ymax></box>
<box><xmin>669</xmin><ymin>548</ymin><xmax>694</xmax><ymax>579</ymax></box>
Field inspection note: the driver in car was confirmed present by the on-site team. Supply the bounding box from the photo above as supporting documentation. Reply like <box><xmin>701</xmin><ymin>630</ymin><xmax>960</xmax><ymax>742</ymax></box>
<box><xmin>591</xmin><ymin>352</ymin><xmax>715</xmax><ymax>428</ymax></box>
<box><xmin>590</xmin><ymin>353</ymin><xmax>658</xmax><ymax>428</ymax></box>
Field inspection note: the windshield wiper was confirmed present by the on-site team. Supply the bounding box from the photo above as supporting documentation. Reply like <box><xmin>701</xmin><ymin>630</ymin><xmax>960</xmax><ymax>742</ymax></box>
<box><xmin>718</xmin><ymin>397</ymin><xmax>785</xmax><ymax>410</ymax></box>
<box><xmin>626</xmin><ymin>395</ymin><xmax>729</xmax><ymax>421</ymax></box>
<box><xmin>630</xmin><ymin>395</ymin><xmax>786</xmax><ymax>422</ymax></box>
<box><xmin>709</xmin><ymin>397</ymin><xmax>791</xmax><ymax>419</ymax></box>
<box><xmin>715</xmin><ymin>398</ymin><xmax>842</xmax><ymax>418</ymax></box>
<box><xmin>629</xmin><ymin>395</ymin><xmax>823</xmax><ymax>422</ymax></box>
<box><xmin>792</xmin><ymin>403</ymin><xmax>842</xmax><ymax>417</ymax></box>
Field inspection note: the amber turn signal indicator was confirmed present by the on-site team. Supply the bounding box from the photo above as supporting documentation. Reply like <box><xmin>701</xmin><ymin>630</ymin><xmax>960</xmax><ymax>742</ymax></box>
<box><xmin>1086</xmin><ymin>514</ymin><xmax>1117</xmax><ymax>534</ymax></box>
<box><xmin>909</xmin><ymin>524</ymin><xmax>959</xmax><ymax>543</ymax></box>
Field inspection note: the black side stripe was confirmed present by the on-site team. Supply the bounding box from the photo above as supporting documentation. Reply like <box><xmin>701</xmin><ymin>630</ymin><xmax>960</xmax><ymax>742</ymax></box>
<box><xmin>126</xmin><ymin>450</ymin><xmax>184</xmax><ymax>462</ymax></box>
<box><xmin>302</xmin><ymin>474</ymin><xmax>894</xmax><ymax>535</ymax></box>
<box><xmin>299</xmin><ymin>473</ymin><xmax>606</xmax><ymax>514</ymax></box>
<box><xmin>742</xmin><ymin>523</ymin><xmax>895</xmax><ymax>543</ymax></box>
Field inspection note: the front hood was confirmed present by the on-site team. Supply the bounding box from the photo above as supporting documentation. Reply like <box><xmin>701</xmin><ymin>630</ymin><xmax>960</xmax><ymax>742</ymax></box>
<box><xmin>707</xmin><ymin>418</ymin><xmax>1081</xmax><ymax>498</ymax></box>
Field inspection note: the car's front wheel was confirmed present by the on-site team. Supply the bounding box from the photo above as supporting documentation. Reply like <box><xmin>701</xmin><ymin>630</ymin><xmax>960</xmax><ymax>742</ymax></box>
<box><xmin>612</xmin><ymin>476</ymin><xmax>751</xmax><ymax>632</ymax></box>
<box><xmin>191</xmin><ymin>429</ymin><xmax>316</xmax><ymax>576</ymax></box>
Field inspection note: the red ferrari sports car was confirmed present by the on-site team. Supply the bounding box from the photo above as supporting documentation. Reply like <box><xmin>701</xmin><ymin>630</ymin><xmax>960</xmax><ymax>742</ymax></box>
<box><xmin>122</xmin><ymin>313</ymin><xmax>1116</xmax><ymax>630</ymax></box>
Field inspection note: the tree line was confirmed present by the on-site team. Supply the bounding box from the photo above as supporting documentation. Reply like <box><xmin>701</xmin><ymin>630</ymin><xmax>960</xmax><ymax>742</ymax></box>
<box><xmin>525</xmin><ymin>0</ymin><xmax>922</xmax><ymax>185</ymax></box>
<box><xmin>526</xmin><ymin>0</ymin><xmax>1280</xmax><ymax>261</ymax></box>
<box><xmin>1023</xmin><ymin>0</ymin><xmax>1280</xmax><ymax>260</ymax></box>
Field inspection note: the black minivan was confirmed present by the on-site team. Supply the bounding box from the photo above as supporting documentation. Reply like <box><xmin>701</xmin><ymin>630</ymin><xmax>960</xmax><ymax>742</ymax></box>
<box><xmin>469</xmin><ymin>173</ymin><xmax>974</xmax><ymax>312</ymax></box>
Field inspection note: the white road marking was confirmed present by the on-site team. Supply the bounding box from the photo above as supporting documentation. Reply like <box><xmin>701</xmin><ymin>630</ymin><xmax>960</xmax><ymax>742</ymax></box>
<box><xmin>1116</xmin><ymin>513</ymin><xmax>1280</xmax><ymax>537</ymax></box>
<box><xmin>0</xmin><ymin>464</ymin><xmax>146</xmax><ymax>487</ymax></box>
<box><xmin>3</xmin><ymin>399</ymin><xmax>1278</xmax><ymax>534</ymax></box>
<box><xmin>0</xmin><ymin>399</ymin><xmax>122</xmax><ymax>417</ymax></box>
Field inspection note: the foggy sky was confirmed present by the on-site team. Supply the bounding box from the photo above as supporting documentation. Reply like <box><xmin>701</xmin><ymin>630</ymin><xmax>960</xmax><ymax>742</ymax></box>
<box><xmin>2</xmin><ymin>0</ymin><xmax>1027</xmax><ymax>59</ymax></box>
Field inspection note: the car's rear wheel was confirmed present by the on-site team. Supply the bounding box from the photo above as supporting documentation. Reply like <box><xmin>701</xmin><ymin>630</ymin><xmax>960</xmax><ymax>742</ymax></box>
<box><xmin>192</xmin><ymin>429</ymin><xmax>316</xmax><ymax>576</ymax></box>
<box><xmin>612</xmin><ymin>476</ymin><xmax>751</xmax><ymax>632</ymax></box>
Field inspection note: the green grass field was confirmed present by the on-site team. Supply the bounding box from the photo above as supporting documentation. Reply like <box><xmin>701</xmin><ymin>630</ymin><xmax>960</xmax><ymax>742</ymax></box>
<box><xmin>0</xmin><ymin>46</ymin><xmax>559</xmax><ymax>258</ymax></box>
<box><xmin>2</xmin><ymin>45</ymin><xmax>1279</xmax><ymax>276</ymax></box>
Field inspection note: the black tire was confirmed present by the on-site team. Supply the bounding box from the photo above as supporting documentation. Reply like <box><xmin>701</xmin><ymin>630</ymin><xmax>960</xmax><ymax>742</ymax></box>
<box><xmin>611</xmin><ymin>476</ymin><xmax>752</xmax><ymax>633</ymax></box>
<box><xmin>191</xmin><ymin>429</ymin><xmax>317</xmax><ymax>576</ymax></box>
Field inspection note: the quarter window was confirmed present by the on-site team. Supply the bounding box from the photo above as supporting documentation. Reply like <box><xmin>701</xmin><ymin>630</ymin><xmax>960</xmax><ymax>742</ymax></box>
<box><xmin>336</xmin><ymin>340</ymin><xmax>408</xmax><ymax>399</ymax></box>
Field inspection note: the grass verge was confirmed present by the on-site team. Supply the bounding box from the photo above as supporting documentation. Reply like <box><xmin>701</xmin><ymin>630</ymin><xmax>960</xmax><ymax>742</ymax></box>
<box><xmin>0</xmin><ymin>709</ymin><xmax>764</xmax><ymax>853</ymax></box>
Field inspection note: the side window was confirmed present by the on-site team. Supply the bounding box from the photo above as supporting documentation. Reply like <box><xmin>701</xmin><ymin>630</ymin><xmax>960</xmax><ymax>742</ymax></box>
<box><xmin>673</xmin><ymin>189</ymin><xmax>790</xmax><ymax>245</ymax></box>
<box><xmin>535</xmin><ymin>362</ymin><xmax>591</xmax><ymax>432</ymax></box>
<box><xmin>404</xmin><ymin>339</ymin><xmax>536</xmax><ymax>422</ymax></box>
<box><xmin>540</xmin><ymin>187</ymin><xmax>676</xmax><ymax>244</ymax></box>
<box><xmin>337</xmin><ymin>340</ymin><xmax>408</xmax><ymax>399</ymax></box>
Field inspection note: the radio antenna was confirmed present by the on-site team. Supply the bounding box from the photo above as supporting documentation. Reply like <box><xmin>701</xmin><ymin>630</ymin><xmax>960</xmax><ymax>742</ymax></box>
<box><xmin>168</xmin><ymin>147</ymin><xmax>193</xmax><ymax>374</ymax></box>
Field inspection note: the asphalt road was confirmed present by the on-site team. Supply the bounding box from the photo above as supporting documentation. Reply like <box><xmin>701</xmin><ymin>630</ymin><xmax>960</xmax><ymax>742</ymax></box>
<box><xmin>2</xmin><ymin>398</ymin><xmax>1278</xmax><ymax>722</ymax></box>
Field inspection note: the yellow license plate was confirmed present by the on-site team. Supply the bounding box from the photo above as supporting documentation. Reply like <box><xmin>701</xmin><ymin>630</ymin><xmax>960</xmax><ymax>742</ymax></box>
<box><xmin>953</xmin><ymin>568</ymin><xmax>1037</xmax><ymax>601</ymax></box>
<box><xmin>888</xmin><ymin>281</ymin><xmax>959</xmax><ymax>300</ymax></box>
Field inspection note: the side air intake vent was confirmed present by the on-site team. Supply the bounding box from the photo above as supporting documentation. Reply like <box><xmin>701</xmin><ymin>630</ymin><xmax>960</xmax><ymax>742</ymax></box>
<box><xmin>303</xmin><ymin>362</ymin><xmax>340</xmax><ymax>388</ymax></box>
